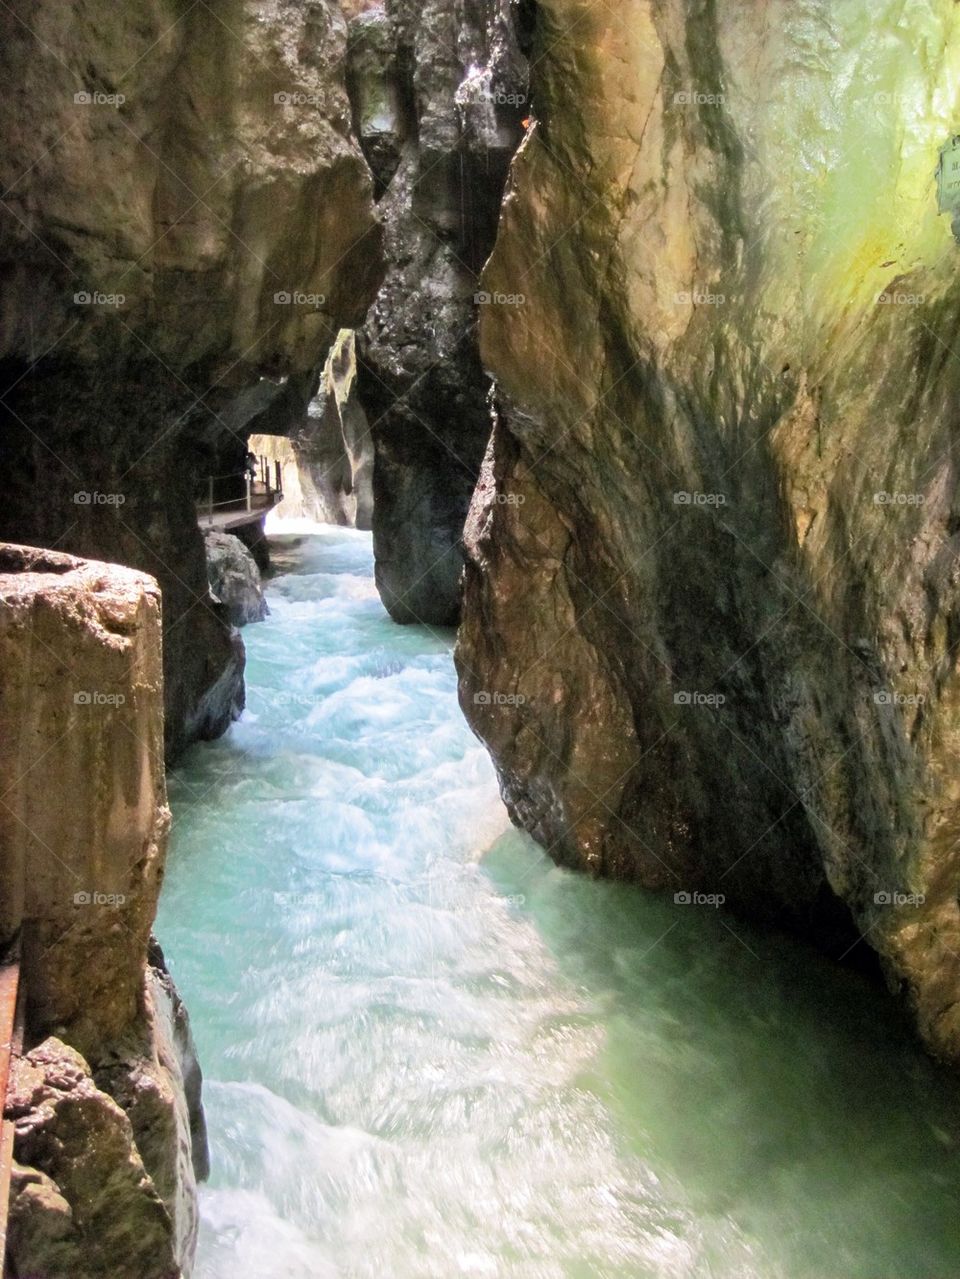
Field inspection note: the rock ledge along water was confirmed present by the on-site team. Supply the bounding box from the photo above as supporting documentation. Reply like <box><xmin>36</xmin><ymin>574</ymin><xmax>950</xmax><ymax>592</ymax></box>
<box><xmin>0</xmin><ymin>543</ymin><xmax>207</xmax><ymax>1278</ymax></box>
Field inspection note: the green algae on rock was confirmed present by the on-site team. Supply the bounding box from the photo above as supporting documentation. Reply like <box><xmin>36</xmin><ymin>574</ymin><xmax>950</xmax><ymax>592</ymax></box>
<box><xmin>457</xmin><ymin>0</ymin><xmax>960</xmax><ymax>1065</ymax></box>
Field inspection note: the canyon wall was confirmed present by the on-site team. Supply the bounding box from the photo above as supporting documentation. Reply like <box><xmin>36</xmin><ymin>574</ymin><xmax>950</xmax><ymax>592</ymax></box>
<box><xmin>0</xmin><ymin>546</ymin><xmax>205</xmax><ymax>1277</ymax></box>
<box><xmin>0</xmin><ymin>0</ymin><xmax>382</xmax><ymax>760</ymax></box>
<box><xmin>458</xmin><ymin>0</ymin><xmax>960</xmax><ymax>1065</ymax></box>
<box><xmin>347</xmin><ymin>0</ymin><xmax>527</xmax><ymax>623</ymax></box>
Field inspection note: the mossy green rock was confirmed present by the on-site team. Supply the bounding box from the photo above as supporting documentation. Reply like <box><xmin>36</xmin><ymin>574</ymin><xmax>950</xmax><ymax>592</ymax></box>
<box><xmin>458</xmin><ymin>0</ymin><xmax>960</xmax><ymax>1064</ymax></box>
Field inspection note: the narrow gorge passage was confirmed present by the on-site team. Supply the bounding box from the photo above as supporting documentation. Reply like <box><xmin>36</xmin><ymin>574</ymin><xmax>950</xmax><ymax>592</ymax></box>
<box><xmin>12</xmin><ymin>4</ymin><xmax>960</xmax><ymax>1276</ymax></box>
<box><xmin>158</xmin><ymin>528</ymin><xmax>960</xmax><ymax>1279</ymax></box>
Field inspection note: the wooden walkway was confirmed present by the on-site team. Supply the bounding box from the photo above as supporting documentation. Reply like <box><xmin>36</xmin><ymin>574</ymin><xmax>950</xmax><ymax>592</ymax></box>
<box><xmin>199</xmin><ymin>494</ymin><xmax>279</xmax><ymax>533</ymax></box>
<box><xmin>197</xmin><ymin>457</ymin><xmax>283</xmax><ymax>532</ymax></box>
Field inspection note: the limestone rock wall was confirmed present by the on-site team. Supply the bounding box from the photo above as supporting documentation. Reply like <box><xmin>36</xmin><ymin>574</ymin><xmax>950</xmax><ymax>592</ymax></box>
<box><xmin>347</xmin><ymin>0</ymin><xmax>527</xmax><ymax>624</ymax></box>
<box><xmin>0</xmin><ymin>546</ymin><xmax>168</xmax><ymax>1051</ymax></box>
<box><xmin>0</xmin><ymin>0</ymin><xmax>383</xmax><ymax>760</ymax></box>
<box><xmin>0</xmin><ymin>545</ymin><xmax>205</xmax><ymax>1275</ymax></box>
<box><xmin>7</xmin><ymin>1038</ymin><xmax>179</xmax><ymax>1279</ymax></box>
<box><xmin>457</xmin><ymin>0</ymin><xmax>960</xmax><ymax>1064</ymax></box>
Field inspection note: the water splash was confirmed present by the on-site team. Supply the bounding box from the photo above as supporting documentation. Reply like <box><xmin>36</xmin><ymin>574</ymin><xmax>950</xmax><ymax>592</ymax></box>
<box><xmin>158</xmin><ymin>527</ymin><xmax>960</xmax><ymax>1278</ymax></box>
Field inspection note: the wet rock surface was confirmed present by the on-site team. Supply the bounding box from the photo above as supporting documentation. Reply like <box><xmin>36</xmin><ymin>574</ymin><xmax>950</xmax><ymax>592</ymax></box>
<box><xmin>457</xmin><ymin>0</ymin><xmax>960</xmax><ymax>1064</ymax></box>
<box><xmin>347</xmin><ymin>0</ymin><xmax>527</xmax><ymax>624</ymax></box>
<box><xmin>146</xmin><ymin>940</ymin><xmax>210</xmax><ymax>1186</ymax></box>
<box><xmin>7</xmin><ymin>1038</ymin><xmax>179</xmax><ymax>1279</ymax></box>
<box><xmin>203</xmin><ymin>530</ymin><xmax>268</xmax><ymax>627</ymax></box>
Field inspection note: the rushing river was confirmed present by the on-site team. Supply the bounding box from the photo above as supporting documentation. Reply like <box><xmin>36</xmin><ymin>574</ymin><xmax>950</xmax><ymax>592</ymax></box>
<box><xmin>157</xmin><ymin>527</ymin><xmax>960</xmax><ymax>1279</ymax></box>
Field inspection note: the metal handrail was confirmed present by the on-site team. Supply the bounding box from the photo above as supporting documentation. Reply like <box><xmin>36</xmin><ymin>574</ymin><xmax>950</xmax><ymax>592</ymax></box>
<box><xmin>0</xmin><ymin>957</ymin><xmax>23</xmax><ymax>1273</ymax></box>
<box><xmin>196</xmin><ymin>457</ymin><xmax>283</xmax><ymax>526</ymax></box>
<box><xmin>202</xmin><ymin>485</ymin><xmax>275</xmax><ymax>512</ymax></box>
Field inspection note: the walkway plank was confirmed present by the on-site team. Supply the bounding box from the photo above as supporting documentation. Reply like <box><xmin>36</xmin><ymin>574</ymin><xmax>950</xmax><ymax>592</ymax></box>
<box><xmin>0</xmin><ymin>960</ymin><xmax>23</xmax><ymax>1272</ymax></box>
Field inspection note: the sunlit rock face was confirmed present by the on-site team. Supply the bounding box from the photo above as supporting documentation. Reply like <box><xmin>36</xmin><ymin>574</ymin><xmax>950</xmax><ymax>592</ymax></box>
<box><xmin>8</xmin><ymin>1038</ymin><xmax>179</xmax><ymax>1279</ymax></box>
<box><xmin>347</xmin><ymin>0</ymin><xmax>527</xmax><ymax>624</ymax></box>
<box><xmin>458</xmin><ymin>0</ymin><xmax>960</xmax><ymax>1063</ymax></box>
<box><xmin>0</xmin><ymin>0</ymin><xmax>382</xmax><ymax>759</ymax></box>
<box><xmin>0</xmin><ymin>545</ymin><xmax>206</xmax><ymax>1275</ymax></box>
<box><xmin>250</xmin><ymin>329</ymin><xmax>375</xmax><ymax>528</ymax></box>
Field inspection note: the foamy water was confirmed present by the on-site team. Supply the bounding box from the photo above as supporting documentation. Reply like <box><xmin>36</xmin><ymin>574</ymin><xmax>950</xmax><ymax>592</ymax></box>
<box><xmin>157</xmin><ymin>528</ymin><xmax>960</xmax><ymax>1278</ymax></box>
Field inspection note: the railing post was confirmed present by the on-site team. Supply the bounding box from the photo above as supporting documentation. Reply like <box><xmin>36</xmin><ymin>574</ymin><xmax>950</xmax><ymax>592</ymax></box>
<box><xmin>207</xmin><ymin>476</ymin><xmax>214</xmax><ymax>525</ymax></box>
<box><xmin>275</xmin><ymin>459</ymin><xmax>282</xmax><ymax>497</ymax></box>
<box><xmin>246</xmin><ymin>473</ymin><xmax>252</xmax><ymax>512</ymax></box>
<box><xmin>0</xmin><ymin>957</ymin><xmax>23</xmax><ymax>1273</ymax></box>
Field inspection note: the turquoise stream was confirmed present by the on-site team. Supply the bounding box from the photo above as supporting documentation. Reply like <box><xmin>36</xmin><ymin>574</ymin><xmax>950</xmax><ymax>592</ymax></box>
<box><xmin>157</xmin><ymin>527</ymin><xmax>960</xmax><ymax>1278</ymax></box>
